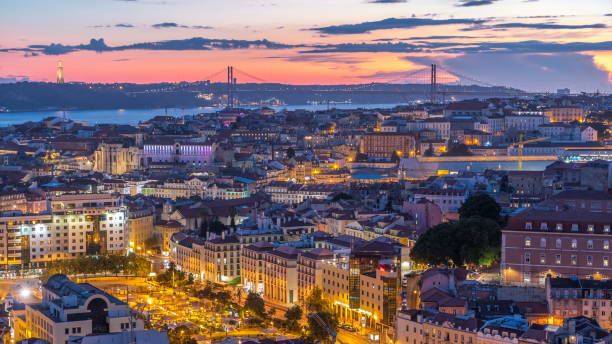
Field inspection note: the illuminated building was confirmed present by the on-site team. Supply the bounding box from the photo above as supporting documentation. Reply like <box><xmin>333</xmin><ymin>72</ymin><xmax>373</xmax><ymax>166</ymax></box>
<box><xmin>142</xmin><ymin>139</ymin><xmax>215</xmax><ymax>167</ymax></box>
<box><xmin>544</xmin><ymin>107</ymin><xmax>585</xmax><ymax>123</ymax></box>
<box><xmin>0</xmin><ymin>194</ymin><xmax>126</xmax><ymax>271</ymax></box>
<box><xmin>125</xmin><ymin>202</ymin><xmax>155</xmax><ymax>255</ymax></box>
<box><xmin>501</xmin><ymin>206</ymin><xmax>612</xmax><ymax>285</ymax></box>
<box><xmin>546</xmin><ymin>276</ymin><xmax>612</xmax><ymax>330</ymax></box>
<box><xmin>14</xmin><ymin>274</ymin><xmax>143</xmax><ymax>343</ymax></box>
<box><xmin>360</xmin><ymin>133</ymin><xmax>416</xmax><ymax>158</ymax></box>
<box><xmin>92</xmin><ymin>143</ymin><xmax>142</xmax><ymax>175</ymax></box>
<box><xmin>297</xmin><ymin>247</ymin><xmax>334</xmax><ymax>303</ymax></box>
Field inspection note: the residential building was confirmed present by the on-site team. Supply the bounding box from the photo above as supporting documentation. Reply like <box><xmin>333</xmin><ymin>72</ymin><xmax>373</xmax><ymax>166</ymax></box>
<box><xmin>14</xmin><ymin>274</ymin><xmax>144</xmax><ymax>344</ymax></box>
<box><xmin>501</xmin><ymin>206</ymin><xmax>612</xmax><ymax>285</ymax></box>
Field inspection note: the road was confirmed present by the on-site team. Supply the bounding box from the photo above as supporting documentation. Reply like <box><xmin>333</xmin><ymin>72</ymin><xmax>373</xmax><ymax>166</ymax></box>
<box><xmin>338</xmin><ymin>329</ymin><xmax>371</xmax><ymax>344</ymax></box>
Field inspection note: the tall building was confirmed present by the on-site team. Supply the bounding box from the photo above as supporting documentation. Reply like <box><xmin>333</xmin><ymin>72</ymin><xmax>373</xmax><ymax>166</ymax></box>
<box><xmin>56</xmin><ymin>61</ymin><xmax>64</xmax><ymax>84</ymax></box>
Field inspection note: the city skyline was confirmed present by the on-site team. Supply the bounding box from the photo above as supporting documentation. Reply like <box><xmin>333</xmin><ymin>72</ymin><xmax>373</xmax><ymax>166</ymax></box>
<box><xmin>1</xmin><ymin>0</ymin><xmax>611</xmax><ymax>91</ymax></box>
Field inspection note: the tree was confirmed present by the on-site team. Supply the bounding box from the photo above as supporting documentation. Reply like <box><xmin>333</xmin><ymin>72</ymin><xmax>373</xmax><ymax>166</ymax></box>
<box><xmin>244</xmin><ymin>292</ymin><xmax>266</xmax><ymax>318</ymax></box>
<box><xmin>459</xmin><ymin>193</ymin><xmax>502</xmax><ymax>224</ymax></box>
<box><xmin>424</xmin><ymin>144</ymin><xmax>435</xmax><ymax>157</ymax></box>
<box><xmin>304</xmin><ymin>287</ymin><xmax>331</xmax><ymax>313</ymax></box>
<box><xmin>307</xmin><ymin>312</ymin><xmax>337</xmax><ymax>343</ymax></box>
<box><xmin>410</xmin><ymin>217</ymin><xmax>501</xmax><ymax>268</ymax></box>
<box><xmin>167</xmin><ymin>325</ymin><xmax>197</xmax><ymax>344</ymax></box>
<box><xmin>208</xmin><ymin>218</ymin><xmax>227</xmax><ymax>236</ymax></box>
<box><xmin>286</xmin><ymin>147</ymin><xmax>296</xmax><ymax>159</ymax></box>
<box><xmin>442</xmin><ymin>143</ymin><xmax>472</xmax><ymax>156</ymax></box>
<box><xmin>355</xmin><ymin>152</ymin><xmax>368</xmax><ymax>162</ymax></box>
<box><xmin>284</xmin><ymin>305</ymin><xmax>303</xmax><ymax>332</ymax></box>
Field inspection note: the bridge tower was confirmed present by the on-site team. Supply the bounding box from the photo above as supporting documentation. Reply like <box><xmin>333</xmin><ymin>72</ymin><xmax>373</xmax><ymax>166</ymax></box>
<box><xmin>429</xmin><ymin>64</ymin><xmax>437</xmax><ymax>104</ymax></box>
<box><xmin>227</xmin><ymin>66</ymin><xmax>234</xmax><ymax>108</ymax></box>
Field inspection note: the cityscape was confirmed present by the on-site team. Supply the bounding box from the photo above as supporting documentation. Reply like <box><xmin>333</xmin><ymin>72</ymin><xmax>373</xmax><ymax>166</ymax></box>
<box><xmin>0</xmin><ymin>1</ymin><xmax>612</xmax><ymax>344</ymax></box>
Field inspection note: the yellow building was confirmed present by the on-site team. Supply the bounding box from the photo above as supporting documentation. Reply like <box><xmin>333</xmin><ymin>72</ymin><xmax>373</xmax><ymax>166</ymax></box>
<box><xmin>544</xmin><ymin>107</ymin><xmax>584</xmax><ymax>123</ymax></box>
<box><xmin>126</xmin><ymin>203</ymin><xmax>155</xmax><ymax>254</ymax></box>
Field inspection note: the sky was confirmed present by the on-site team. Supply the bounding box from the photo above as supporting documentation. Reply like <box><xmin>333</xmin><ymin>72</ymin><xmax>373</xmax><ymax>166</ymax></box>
<box><xmin>0</xmin><ymin>0</ymin><xmax>611</xmax><ymax>92</ymax></box>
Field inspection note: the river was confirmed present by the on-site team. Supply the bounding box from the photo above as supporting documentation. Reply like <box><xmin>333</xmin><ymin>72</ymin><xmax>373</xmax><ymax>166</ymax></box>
<box><xmin>0</xmin><ymin>103</ymin><xmax>404</xmax><ymax>126</ymax></box>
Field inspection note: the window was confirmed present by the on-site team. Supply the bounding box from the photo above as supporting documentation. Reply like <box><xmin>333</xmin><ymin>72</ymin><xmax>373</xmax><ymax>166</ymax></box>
<box><xmin>604</xmin><ymin>257</ymin><xmax>609</xmax><ymax>267</ymax></box>
<box><xmin>587</xmin><ymin>256</ymin><xmax>593</xmax><ymax>266</ymax></box>
<box><xmin>605</xmin><ymin>225</ymin><xmax>610</xmax><ymax>233</ymax></box>
<box><xmin>571</xmin><ymin>240</ymin><xmax>578</xmax><ymax>249</ymax></box>
<box><xmin>540</xmin><ymin>254</ymin><xmax>546</xmax><ymax>264</ymax></box>
<box><xmin>525</xmin><ymin>237</ymin><xmax>532</xmax><ymax>247</ymax></box>
<box><xmin>605</xmin><ymin>241</ymin><xmax>610</xmax><ymax>250</ymax></box>
<box><xmin>571</xmin><ymin>255</ymin><xmax>577</xmax><ymax>265</ymax></box>
<box><xmin>525</xmin><ymin>253</ymin><xmax>531</xmax><ymax>264</ymax></box>
<box><xmin>556</xmin><ymin>223</ymin><xmax>563</xmax><ymax>231</ymax></box>
<box><xmin>556</xmin><ymin>239</ymin><xmax>562</xmax><ymax>249</ymax></box>
<box><xmin>587</xmin><ymin>225</ymin><xmax>594</xmax><ymax>232</ymax></box>
<box><xmin>540</xmin><ymin>222</ymin><xmax>548</xmax><ymax>230</ymax></box>
<box><xmin>540</xmin><ymin>238</ymin><xmax>547</xmax><ymax>248</ymax></box>
<box><xmin>588</xmin><ymin>240</ymin><xmax>594</xmax><ymax>249</ymax></box>
<box><xmin>571</xmin><ymin>224</ymin><xmax>579</xmax><ymax>231</ymax></box>
<box><xmin>525</xmin><ymin>222</ymin><xmax>533</xmax><ymax>230</ymax></box>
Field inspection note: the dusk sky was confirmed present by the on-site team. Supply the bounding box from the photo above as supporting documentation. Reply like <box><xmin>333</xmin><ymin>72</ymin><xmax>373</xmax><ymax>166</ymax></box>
<box><xmin>1</xmin><ymin>0</ymin><xmax>611</xmax><ymax>91</ymax></box>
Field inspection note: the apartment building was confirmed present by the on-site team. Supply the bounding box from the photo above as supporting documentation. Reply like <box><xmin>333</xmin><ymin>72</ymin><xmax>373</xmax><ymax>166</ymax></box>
<box><xmin>260</xmin><ymin>245</ymin><xmax>300</xmax><ymax>309</ymax></box>
<box><xmin>396</xmin><ymin>310</ymin><xmax>480</xmax><ymax>344</ymax></box>
<box><xmin>544</xmin><ymin>107</ymin><xmax>585</xmax><ymax>123</ymax></box>
<box><xmin>126</xmin><ymin>202</ymin><xmax>155</xmax><ymax>254</ymax></box>
<box><xmin>297</xmin><ymin>247</ymin><xmax>334</xmax><ymax>303</ymax></box>
<box><xmin>14</xmin><ymin>274</ymin><xmax>143</xmax><ymax>344</ymax></box>
<box><xmin>412</xmin><ymin>189</ymin><xmax>468</xmax><ymax>216</ymax></box>
<box><xmin>545</xmin><ymin>276</ymin><xmax>612</xmax><ymax>330</ymax></box>
<box><xmin>360</xmin><ymin>133</ymin><xmax>417</xmax><ymax>158</ymax></box>
<box><xmin>264</xmin><ymin>181</ymin><xmax>342</xmax><ymax>204</ymax></box>
<box><xmin>0</xmin><ymin>194</ymin><xmax>126</xmax><ymax>271</ymax></box>
<box><xmin>501</xmin><ymin>206</ymin><xmax>612</xmax><ymax>285</ymax></box>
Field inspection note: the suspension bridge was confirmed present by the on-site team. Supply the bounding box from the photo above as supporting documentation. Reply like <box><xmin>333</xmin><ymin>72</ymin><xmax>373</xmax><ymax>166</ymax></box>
<box><xmin>126</xmin><ymin>64</ymin><xmax>539</xmax><ymax>106</ymax></box>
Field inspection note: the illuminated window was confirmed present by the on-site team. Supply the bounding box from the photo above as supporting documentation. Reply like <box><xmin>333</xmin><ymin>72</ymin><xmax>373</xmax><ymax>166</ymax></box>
<box><xmin>604</xmin><ymin>257</ymin><xmax>609</xmax><ymax>267</ymax></box>
<box><xmin>571</xmin><ymin>240</ymin><xmax>578</xmax><ymax>249</ymax></box>
<box><xmin>571</xmin><ymin>255</ymin><xmax>577</xmax><ymax>265</ymax></box>
<box><xmin>525</xmin><ymin>237</ymin><xmax>532</xmax><ymax>247</ymax></box>
<box><xmin>605</xmin><ymin>241</ymin><xmax>609</xmax><ymax>250</ymax></box>
<box><xmin>556</xmin><ymin>255</ymin><xmax>561</xmax><ymax>264</ymax></box>
<box><xmin>556</xmin><ymin>223</ymin><xmax>563</xmax><ymax>231</ymax></box>
<box><xmin>587</xmin><ymin>225</ymin><xmax>594</xmax><ymax>232</ymax></box>
<box><xmin>540</xmin><ymin>254</ymin><xmax>546</xmax><ymax>264</ymax></box>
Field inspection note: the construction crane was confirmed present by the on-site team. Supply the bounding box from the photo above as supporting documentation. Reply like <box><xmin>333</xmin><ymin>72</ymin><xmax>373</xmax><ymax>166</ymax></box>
<box><xmin>309</xmin><ymin>312</ymin><xmax>337</xmax><ymax>344</ymax></box>
<box><xmin>509</xmin><ymin>134</ymin><xmax>550</xmax><ymax>170</ymax></box>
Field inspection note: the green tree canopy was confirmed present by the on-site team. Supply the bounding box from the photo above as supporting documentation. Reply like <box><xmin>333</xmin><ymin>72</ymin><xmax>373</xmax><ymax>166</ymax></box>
<box><xmin>244</xmin><ymin>292</ymin><xmax>267</xmax><ymax>318</ymax></box>
<box><xmin>304</xmin><ymin>286</ymin><xmax>332</xmax><ymax>313</ymax></box>
<box><xmin>459</xmin><ymin>193</ymin><xmax>502</xmax><ymax>224</ymax></box>
<box><xmin>410</xmin><ymin>216</ymin><xmax>501</xmax><ymax>268</ymax></box>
